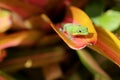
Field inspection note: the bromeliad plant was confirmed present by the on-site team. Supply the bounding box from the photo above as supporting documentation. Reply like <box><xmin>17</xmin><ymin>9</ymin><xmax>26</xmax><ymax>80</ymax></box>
<box><xmin>51</xmin><ymin>6</ymin><xmax>120</xmax><ymax>67</ymax></box>
<box><xmin>50</xmin><ymin>6</ymin><xmax>120</xmax><ymax>80</ymax></box>
<box><xmin>0</xmin><ymin>0</ymin><xmax>120</xmax><ymax>80</ymax></box>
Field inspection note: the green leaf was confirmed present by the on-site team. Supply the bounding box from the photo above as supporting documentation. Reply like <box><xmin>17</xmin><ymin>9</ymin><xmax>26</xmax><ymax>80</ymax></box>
<box><xmin>77</xmin><ymin>49</ymin><xmax>111</xmax><ymax>80</ymax></box>
<box><xmin>92</xmin><ymin>10</ymin><xmax>120</xmax><ymax>31</ymax></box>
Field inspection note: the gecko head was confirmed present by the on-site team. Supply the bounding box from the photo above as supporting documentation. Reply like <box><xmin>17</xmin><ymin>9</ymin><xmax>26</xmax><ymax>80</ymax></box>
<box><xmin>72</xmin><ymin>25</ymin><xmax>89</xmax><ymax>36</ymax></box>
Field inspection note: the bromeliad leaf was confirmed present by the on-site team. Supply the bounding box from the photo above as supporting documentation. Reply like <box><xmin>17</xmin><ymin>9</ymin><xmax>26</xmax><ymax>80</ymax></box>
<box><xmin>92</xmin><ymin>10</ymin><xmax>120</xmax><ymax>31</ymax></box>
<box><xmin>50</xmin><ymin>6</ymin><xmax>97</xmax><ymax>50</ymax></box>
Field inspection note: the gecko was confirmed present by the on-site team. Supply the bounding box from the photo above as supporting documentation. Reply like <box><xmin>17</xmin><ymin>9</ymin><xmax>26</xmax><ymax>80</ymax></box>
<box><xmin>61</xmin><ymin>23</ymin><xmax>88</xmax><ymax>37</ymax></box>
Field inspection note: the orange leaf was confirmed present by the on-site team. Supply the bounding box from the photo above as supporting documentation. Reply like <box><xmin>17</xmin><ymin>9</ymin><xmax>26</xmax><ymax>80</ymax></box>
<box><xmin>0</xmin><ymin>31</ymin><xmax>39</xmax><ymax>50</ymax></box>
<box><xmin>50</xmin><ymin>6</ymin><xmax>97</xmax><ymax>50</ymax></box>
<box><xmin>88</xmin><ymin>27</ymin><xmax>120</xmax><ymax>67</ymax></box>
<box><xmin>0</xmin><ymin>31</ymin><xmax>28</xmax><ymax>50</ymax></box>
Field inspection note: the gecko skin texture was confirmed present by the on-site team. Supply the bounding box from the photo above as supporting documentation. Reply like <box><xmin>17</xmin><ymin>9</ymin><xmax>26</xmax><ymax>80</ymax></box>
<box><xmin>62</xmin><ymin>23</ymin><xmax>88</xmax><ymax>36</ymax></box>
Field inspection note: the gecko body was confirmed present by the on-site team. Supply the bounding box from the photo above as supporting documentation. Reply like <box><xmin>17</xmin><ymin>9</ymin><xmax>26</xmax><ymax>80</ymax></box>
<box><xmin>62</xmin><ymin>23</ymin><xmax>88</xmax><ymax>36</ymax></box>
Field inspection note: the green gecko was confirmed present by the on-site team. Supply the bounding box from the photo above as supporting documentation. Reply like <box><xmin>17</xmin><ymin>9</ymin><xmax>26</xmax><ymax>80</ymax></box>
<box><xmin>61</xmin><ymin>23</ymin><xmax>88</xmax><ymax>37</ymax></box>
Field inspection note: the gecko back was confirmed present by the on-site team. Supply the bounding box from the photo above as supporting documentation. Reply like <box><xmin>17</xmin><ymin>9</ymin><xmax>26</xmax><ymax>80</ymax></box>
<box><xmin>62</xmin><ymin>23</ymin><xmax>88</xmax><ymax>36</ymax></box>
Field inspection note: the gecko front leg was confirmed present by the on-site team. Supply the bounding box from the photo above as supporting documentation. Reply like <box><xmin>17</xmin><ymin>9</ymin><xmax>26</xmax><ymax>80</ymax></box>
<box><xmin>59</xmin><ymin>27</ymin><xmax>73</xmax><ymax>40</ymax></box>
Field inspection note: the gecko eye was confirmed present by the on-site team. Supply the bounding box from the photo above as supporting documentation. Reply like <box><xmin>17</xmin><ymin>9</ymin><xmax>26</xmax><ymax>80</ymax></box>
<box><xmin>79</xmin><ymin>30</ymin><xmax>82</xmax><ymax>32</ymax></box>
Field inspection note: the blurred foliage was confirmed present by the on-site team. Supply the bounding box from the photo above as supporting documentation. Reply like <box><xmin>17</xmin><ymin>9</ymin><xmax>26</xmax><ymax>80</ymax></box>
<box><xmin>0</xmin><ymin>0</ymin><xmax>120</xmax><ymax>80</ymax></box>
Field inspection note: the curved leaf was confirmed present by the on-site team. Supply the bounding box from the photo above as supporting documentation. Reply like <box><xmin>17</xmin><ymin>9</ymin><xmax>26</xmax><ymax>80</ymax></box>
<box><xmin>77</xmin><ymin>49</ymin><xmax>111</xmax><ymax>80</ymax></box>
<box><xmin>92</xmin><ymin>10</ymin><xmax>120</xmax><ymax>31</ymax></box>
<box><xmin>50</xmin><ymin>6</ymin><xmax>97</xmax><ymax>50</ymax></box>
<box><xmin>0</xmin><ymin>31</ymin><xmax>39</xmax><ymax>50</ymax></box>
<box><xmin>88</xmin><ymin>27</ymin><xmax>120</xmax><ymax>67</ymax></box>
